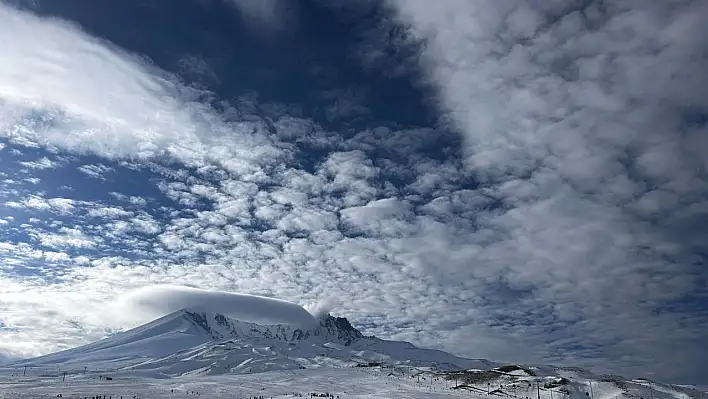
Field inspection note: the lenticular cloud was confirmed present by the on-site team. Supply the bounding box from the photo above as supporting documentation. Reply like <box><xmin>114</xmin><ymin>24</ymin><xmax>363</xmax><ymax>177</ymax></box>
<box><xmin>0</xmin><ymin>3</ymin><xmax>204</xmax><ymax>160</ymax></box>
<box><xmin>120</xmin><ymin>285</ymin><xmax>318</xmax><ymax>328</ymax></box>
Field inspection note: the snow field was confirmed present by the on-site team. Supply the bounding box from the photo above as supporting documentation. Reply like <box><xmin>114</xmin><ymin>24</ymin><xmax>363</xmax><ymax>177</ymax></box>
<box><xmin>0</xmin><ymin>366</ymin><xmax>492</xmax><ymax>399</ymax></box>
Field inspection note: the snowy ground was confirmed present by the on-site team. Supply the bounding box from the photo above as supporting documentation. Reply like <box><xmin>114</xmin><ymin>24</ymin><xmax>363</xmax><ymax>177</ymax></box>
<box><xmin>1</xmin><ymin>365</ymin><xmax>705</xmax><ymax>399</ymax></box>
<box><xmin>0</xmin><ymin>366</ymin><xmax>485</xmax><ymax>399</ymax></box>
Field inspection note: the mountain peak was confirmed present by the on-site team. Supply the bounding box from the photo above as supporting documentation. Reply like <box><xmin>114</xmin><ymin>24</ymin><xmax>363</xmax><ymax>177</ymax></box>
<box><xmin>179</xmin><ymin>309</ymin><xmax>365</xmax><ymax>345</ymax></box>
<box><xmin>316</xmin><ymin>314</ymin><xmax>364</xmax><ymax>344</ymax></box>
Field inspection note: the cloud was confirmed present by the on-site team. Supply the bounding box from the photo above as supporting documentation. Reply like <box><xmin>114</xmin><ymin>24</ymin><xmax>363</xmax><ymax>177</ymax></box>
<box><xmin>86</xmin><ymin>206</ymin><xmax>133</xmax><ymax>219</ymax></box>
<box><xmin>5</xmin><ymin>196</ymin><xmax>76</xmax><ymax>215</ymax></box>
<box><xmin>118</xmin><ymin>285</ymin><xmax>318</xmax><ymax>327</ymax></box>
<box><xmin>379</xmin><ymin>0</ymin><xmax>708</xmax><ymax>382</ymax></box>
<box><xmin>224</xmin><ymin>0</ymin><xmax>297</xmax><ymax>36</ymax></box>
<box><xmin>109</xmin><ymin>192</ymin><xmax>148</xmax><ymax>207</ymax></box>
<box><xmin>19</xmin><ymin>156</ymin><xmax>57</xmax><ymax>170</ymax></box>
<box><xmin>340</xmin><ymin>198</ymin><xmax>415</xmax><ymax>237</ymax></box>
<box><xmin>304</xmin><ymin>297</ymin><xmax>335</xmax><ymax>320</ymax></box>
<box><xmin>35</xmin><ymin>227</ymin><xmax>100</xmax><ymax>250</ymax></box>
<box><xmin>77</xmin><ymin>164</ymin><xmax>114</xmax><ymax>180</ymax></box>
<box><xmin>321</xmin><ymin>86</ymin><xmax>371</xmax><ymax>122</ymax></box>
<box><xmin>0</xmin><ymin>3</ymin><xmax>206</xmax><ymax>160</ymax></box>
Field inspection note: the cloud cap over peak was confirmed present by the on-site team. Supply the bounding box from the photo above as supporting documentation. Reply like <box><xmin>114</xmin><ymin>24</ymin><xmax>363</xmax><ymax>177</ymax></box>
<box><xmin>119</xmin><ymin>285</ymin><xmax>318</xmax><ymax>328</ymax></box>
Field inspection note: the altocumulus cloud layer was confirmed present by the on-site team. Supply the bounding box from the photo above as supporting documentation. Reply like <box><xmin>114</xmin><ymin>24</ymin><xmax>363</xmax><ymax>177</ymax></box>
<box><xmin>0</xmin><ymin>0</ymin><xmax>706</xmax><ymax>384</ymax></box>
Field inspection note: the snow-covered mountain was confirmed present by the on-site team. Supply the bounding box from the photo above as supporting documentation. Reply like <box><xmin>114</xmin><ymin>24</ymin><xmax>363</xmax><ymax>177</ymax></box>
<box><xmin>11</xmin><ymin>309</ymin><xmax>493</xmax><ymax>376</ymax></box>
<box><xmin>2</xmin><ymin>310</ymin><xmax>705</xmax><ymax>399</ymax></box>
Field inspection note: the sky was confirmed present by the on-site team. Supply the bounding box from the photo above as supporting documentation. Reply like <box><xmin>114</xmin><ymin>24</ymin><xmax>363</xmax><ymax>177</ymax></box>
<box><xmin>0</xmin><ymin>0</ymin><xmax>707</xmax><ymax>385</ymax></box>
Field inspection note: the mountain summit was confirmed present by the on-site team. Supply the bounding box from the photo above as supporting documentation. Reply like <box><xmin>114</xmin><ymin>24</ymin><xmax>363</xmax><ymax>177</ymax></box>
<box><xmin>181</xmin><ymin>309</ymin><xmax>365</xmax><ymax>345</ymax></box>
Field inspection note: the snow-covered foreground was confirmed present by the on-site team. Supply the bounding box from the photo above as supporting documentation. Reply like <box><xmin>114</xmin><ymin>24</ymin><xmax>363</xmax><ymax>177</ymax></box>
<box><xmin>0</xmin><ymin>366</ymin><xmax>484</xmax><ymax>399</ymax></box>
<box><xmin>1</xmin><ymin>364</ymin><xmax>705</xmax><ymax>399</ymax></box>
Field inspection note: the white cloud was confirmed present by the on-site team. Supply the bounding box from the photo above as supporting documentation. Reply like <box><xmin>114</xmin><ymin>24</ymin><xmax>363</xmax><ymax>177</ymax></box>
<box><xmin>118</xmin><ymin>285</ymin><xmax>318</xmax><ymax>328</ymax></box>
<box><xmin>43</xmin><ymin>251</ymin><xmax>71</xmax><ymax>263</ymax></box>
<box><xmin>108</xmin><ymin>193</ymin><xmax>148</xmax><ymax>207</ymax></box>
<box><xmin>340</xmin><ymin>198</ymin><xmax>414</xmax><ymax>237</ymax></box>
<box><xmin>34</xmin><ymin>227</ymin><xmax>100</xmax><ymax>249</ymax></box>
<box><xmin>0</xmin><ymin>3</ymin><xmax>207</xmax><ymax>160</ymax></box>
<box><xmin>130</xmin><ymin>212</ymin><xmax>161</xmax><ymax>235</ymax></box>
<box><xmin>5</xmin><ymin>196</ymin><xmax>76</xmax><ymax>215</ymax></box>
<box><xmin>318</xmin><ymin>150</ymin><xmax>379</xmax><ymax>207</ymax></box>
<box><xmin>275</xmin><ymin>207</ymin><xmax>338</xmax><ymax>234</ymax></box>
<box><xmin>86</xmin><ymin>206</ymin><xmax>133</xmax><ymax>219</ymax></box>
<box><xmin>77</xmin><ymin>164</ymin><xmax>114</xmax><ymax>180</ymax></box>
<box><xmin>19</xmin><ymin>156</ymin><xmax>56</xmax><ymax>170</ymax></box>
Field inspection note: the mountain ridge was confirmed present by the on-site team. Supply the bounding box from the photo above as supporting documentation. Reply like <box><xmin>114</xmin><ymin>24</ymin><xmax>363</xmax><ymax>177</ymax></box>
<box><xmin>180</xmin><ymin>308</ymin><xmax>366</xmax><ymax>345</ymax></box>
